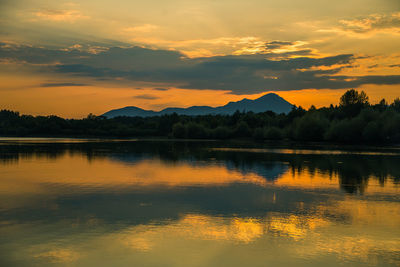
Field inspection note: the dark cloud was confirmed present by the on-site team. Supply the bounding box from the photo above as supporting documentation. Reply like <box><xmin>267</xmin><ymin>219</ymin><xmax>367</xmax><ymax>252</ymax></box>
<box><xmin>133</xmin><ymin>94</ymin><xmax>160</xmax><ymax>100</ymax></box>
<box><xmin>1</xmin><ymin>42</ymin><xmax>400</xmax><ymax>94</ymax></box>
<box><xmin>389</xmin><ymin>64</ymin><xmax>400</xmax><ymax>67</ymax></box>
<box><xmin>357</xmin><ymin>75</ymin><xmax>400</xmax><ymax>85</ymax></box>
<box><xmin>265</xmin><ymin>41</ymin><xmax>294</xmax><ymax>50</ymax></box>
<box><xmin>0</xmin><ymin>43</ymin><xmax>91</xmax><ymax>65</ymax></box>
<box><xmin>154</xmin><ymin>87</ymin><xmax>169</xmax><ymax>91</ymax></box>
<box><xmin>40</xmin><ymin>82</ymin><xmax>88</xmax><ymax>87</ymax></box>
<box><xmin>53</xmin><ymin>64</ymin><xmax>120</xmax><ymax>77</ymax></box>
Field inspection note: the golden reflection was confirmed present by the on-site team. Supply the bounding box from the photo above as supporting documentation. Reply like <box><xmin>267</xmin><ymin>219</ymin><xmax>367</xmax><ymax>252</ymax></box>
<box><xmin>274</xmin><ymin>168</ymin><xmax>339</xmax><ymax>189</ymax></box>
<box><xmin>268</xmin><ymin>215</ymin><xmax>330</xmax><ymax>240</ymax></box>
<box><xmin>2</xmin><ymin>203</ymin><xmax>398</xmax><ymax>265</ymax></box>
<box><xmin>111</xmin><ymin>208</ymin><xmax>399</xmax><ymax>264</ymax></box>
<box><xmin>316</xmin><ymin>198</ymin><xmax>400</xmax><ymax>227</ymax></box>
<box><xmin>34</xmin><ymin>248</ymin><xmax>80</xmax><ymax>263</ymax></box>
<box><xmin>120</xmin><ymin>215</ymin><xmax>265</xmax><ymax>249</ymax></box>
<box><xmin>0</xmin><ymin>154</ymin><xmax>267</xmax><ymax>193</ymax></box>
<box><xmin>117</xmin><ymin>213</ymin><xmax>331</xmax><ymax>252</ymax></box>
<box><xmin>1</xmin><ymin>148</ymin><xmax>399</xmax><ymax>266</ymax></box>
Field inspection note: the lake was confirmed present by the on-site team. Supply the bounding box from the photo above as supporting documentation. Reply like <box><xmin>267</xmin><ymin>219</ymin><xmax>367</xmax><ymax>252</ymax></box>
<box><xmin>0</xmin><ymin>139</ymin><xmax>399</xmax><ymax>266</ymax></box>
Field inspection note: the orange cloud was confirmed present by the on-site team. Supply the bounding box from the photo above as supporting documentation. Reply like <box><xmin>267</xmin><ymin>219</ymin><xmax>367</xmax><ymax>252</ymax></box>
<box><xmin>123</xmin><ymin>24</ymin><xmax>159</xmax><ymax>33</ymax></box>
<box><xmin>33</xmin><ymin>9</ymin><xmax>89</xmax><ymax>22</ymax></box>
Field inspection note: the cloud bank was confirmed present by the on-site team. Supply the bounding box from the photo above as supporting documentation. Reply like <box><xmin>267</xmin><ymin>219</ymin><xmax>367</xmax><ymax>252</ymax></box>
<box><xmin>1</xmin><ymin>42</ymin><xmax>400</xmax><ymax>94</ymax></box>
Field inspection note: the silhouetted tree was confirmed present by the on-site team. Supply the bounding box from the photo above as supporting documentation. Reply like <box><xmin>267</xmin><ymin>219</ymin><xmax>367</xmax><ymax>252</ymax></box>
<box><xmin>391</xmin><ymin>98</ymin><xmax>400</xmax><ymax>112</ymax></box>
<box><xmin>339</xmin><ymin>89</ymin><xmax>369</xmax><ymax>117</ymax></box>
<box><xmin>340</xmin><ymin>89</ymin><xmax>369</xmax><ymax>107</ymax></box>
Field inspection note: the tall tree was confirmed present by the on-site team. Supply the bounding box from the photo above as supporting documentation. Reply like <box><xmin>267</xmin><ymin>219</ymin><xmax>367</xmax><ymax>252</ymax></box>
<box><xmin>339</xmin><ymin>89</ymin><xmax>369</xmax><ymax>117</ymax></box>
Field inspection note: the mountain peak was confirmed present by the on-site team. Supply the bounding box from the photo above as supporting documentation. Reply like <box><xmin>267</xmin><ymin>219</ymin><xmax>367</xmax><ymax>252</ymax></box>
<box><xmin>258</xmin><ymin>93</ymin><xmax>282</xmax><ymax>99</ymax></box>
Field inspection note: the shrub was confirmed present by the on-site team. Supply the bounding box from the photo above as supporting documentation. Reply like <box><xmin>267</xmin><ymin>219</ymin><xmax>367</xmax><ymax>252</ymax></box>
<box><xmin>186</xmin><ymin>122</ymin><xmax>208</xmax><ymax>139</ymax></box>
<box><xmin>363</xmin><ymin>121</ymin><xmax>381</xmax><ymax>142</ymax></box>
<box><xmin>172</xmin><ymin>123</ymin><xmax>185</xmax><ymax>138</ymax></box>
<box><xmin>253</xmin><ymin>127</ymin><xmax>265</xmax><ymax>140</ymax></box>
<box><xmin>295</xmin><ymin>114</ymin><xmax>329</xmax><ymax>141</ymax></box>
<box><xmin>264</xmin><ymin>127</ymin><xmax>283</xmax><ymax>140</ymax></box>
<box><xmin>234</xmin><ymin>121</ymin><xmax>251</xmax><ymax>137</ymax></box>
<box><xmin>213</xmin><ymin>126</ymin><xmax>231</xmax><ymax>139</ymax></box>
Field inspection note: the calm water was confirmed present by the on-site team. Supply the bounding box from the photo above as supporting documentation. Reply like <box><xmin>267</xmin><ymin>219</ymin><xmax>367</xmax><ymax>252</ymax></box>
<box><xmin>0</xmin><ymin>139</ymin><xmax>399</xmax><ymax>266</ymax></box>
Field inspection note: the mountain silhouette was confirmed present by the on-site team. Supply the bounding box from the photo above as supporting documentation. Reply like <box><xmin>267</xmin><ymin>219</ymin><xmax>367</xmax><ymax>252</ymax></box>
<box><xmin>102</xmin><ymin>93</ymin><xmax>293</xmax><ymax>118</ymax></box>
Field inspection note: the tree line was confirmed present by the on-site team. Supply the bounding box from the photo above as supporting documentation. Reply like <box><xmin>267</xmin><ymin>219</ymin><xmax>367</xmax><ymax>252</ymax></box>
<box><xmin>1</xmin><ymin>89</ymin><xmax>400</xmax><ymax>143</ymax></box>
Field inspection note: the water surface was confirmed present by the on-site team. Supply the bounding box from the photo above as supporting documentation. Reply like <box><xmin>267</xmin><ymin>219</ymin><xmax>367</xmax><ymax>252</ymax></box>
<box><xmin>0</xmin><ymin>139</ymin><xmax>399</xmax><ymax>266</ymax></box>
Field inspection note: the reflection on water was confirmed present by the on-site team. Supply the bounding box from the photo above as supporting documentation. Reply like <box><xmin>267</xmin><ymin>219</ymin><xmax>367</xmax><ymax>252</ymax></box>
<box><xmin>0</xmin><ymin>140</ymin><xmax>399</xmax><ymax>266</ymax></box>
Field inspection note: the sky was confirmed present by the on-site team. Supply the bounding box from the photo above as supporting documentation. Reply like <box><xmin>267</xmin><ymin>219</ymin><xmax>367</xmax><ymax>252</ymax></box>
<box><xmin>0</xmin><ymin>0</ymin><xmax>399</xmax><ymax>118</ymax></box>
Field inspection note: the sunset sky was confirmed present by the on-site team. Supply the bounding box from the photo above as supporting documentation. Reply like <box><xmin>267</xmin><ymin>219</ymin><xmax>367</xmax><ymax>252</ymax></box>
<box><xmin>1</xmin><ymin>0</ymin><xmax>400</xmax><ymax>118</ymax></box>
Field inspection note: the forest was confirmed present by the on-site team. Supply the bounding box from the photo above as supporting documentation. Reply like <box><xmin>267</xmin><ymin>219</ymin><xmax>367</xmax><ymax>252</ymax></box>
<box><xmin>1</xmin><ymin>89</ymin><xmax>400</xmax><ymax>144</ymax></box>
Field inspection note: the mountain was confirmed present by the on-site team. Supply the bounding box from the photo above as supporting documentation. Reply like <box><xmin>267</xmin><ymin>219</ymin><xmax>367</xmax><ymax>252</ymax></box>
<box><xmin>102</xmin><ymin>93</ymin><xmax>293</xmax><ymax>118</ymax></box>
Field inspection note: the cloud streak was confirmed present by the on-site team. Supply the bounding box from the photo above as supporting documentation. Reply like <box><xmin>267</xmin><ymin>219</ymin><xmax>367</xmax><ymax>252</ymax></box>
<box><xmin>40</xmin><ymin>82</ymin><xmax>88</xmax><ymax>87</ymax></box>
<box><xmin>33</xmin><ymin>9</ymin><xmax>89</xmax><ymax>22</ymax></box>
<box><xmin>133</xmin><ymin>94</ymin><xmax>160</xmax><ymax>100</ymax></box>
